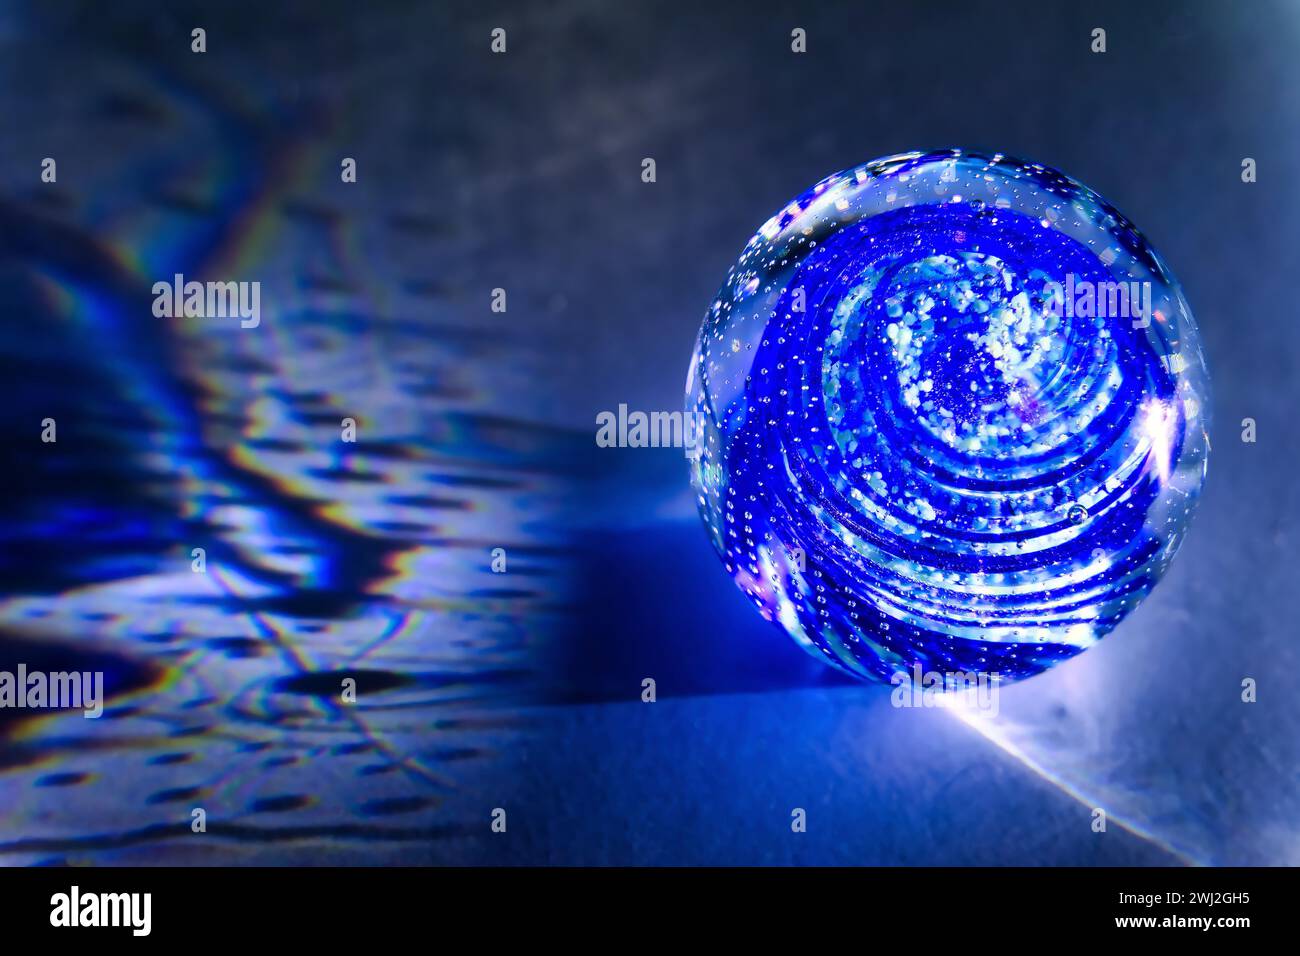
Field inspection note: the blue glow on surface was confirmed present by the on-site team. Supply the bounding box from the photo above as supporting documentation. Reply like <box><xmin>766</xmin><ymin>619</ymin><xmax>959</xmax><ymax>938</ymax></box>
<box><xmin>687</xmin><ymin>149</ymin><xmax>1211</xmax><ymax>684</ymax></box>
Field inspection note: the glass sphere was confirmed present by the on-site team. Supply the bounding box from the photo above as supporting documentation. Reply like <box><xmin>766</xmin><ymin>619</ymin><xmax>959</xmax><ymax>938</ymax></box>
<box><xmin>686</xmin><ymin>149</ymin><xmax>1210</xmax><ymax>685</ymax></box>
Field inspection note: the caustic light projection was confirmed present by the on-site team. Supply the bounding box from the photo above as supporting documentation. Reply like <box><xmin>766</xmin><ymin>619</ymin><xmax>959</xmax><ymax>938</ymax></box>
<box><xmin>686</xmin><ymin>149</ymin><xmax>1210</xmax><ymax>684</ymax></box>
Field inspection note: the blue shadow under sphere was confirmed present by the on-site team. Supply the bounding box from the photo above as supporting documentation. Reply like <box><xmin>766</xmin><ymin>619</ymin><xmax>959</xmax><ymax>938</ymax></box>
<box><xmin>686</xmin><ymin>149</ymin><xmax>1211</xmax><ymax>685</ymax></box>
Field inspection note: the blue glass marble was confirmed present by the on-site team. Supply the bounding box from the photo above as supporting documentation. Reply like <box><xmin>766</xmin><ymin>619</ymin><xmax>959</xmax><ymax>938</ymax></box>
<box><xmin>686</xmin><ymin>150</ymin><xmax>1210</xmax><ymax>684</ymax></box>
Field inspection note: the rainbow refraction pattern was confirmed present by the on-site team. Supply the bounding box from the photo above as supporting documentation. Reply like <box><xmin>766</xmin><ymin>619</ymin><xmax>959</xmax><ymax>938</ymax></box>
<box><xmin>687</xmin><ymin>149</ymin><xmax>1211</xmax><ymax>684</ymax></box>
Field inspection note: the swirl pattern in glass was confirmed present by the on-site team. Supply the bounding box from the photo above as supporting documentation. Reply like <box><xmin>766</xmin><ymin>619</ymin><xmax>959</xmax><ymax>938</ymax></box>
<box><xmin>686</xmin><ymin>149</ymin><xmax>1210</xmax><ymax>684</ymax></box>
